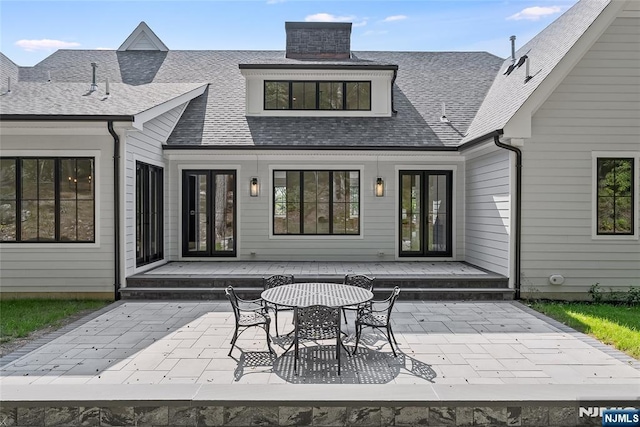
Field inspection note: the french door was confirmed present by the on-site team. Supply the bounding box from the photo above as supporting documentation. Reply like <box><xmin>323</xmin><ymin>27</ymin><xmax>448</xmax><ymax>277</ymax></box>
<box><xmin>182</xmin><ymin>170</ymin><xmax>236</xmax><ymax>257</ymax></box>
<box><xmin>399</xmin><ymin>170</ymin><xmax>452</xmax><ymax>257</ymax></box>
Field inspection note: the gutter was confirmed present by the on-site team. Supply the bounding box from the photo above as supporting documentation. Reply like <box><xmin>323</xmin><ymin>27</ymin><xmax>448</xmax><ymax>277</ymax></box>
<box><xmin>492</xmin><ymin>134</ymin><xmax>522</xmax><ymax>300</ymax></box>
<box><xmin>107</xmin><ymin>121</ymin><xmax>122</xmax><ymax>301</ymax></box>
<box><xmin>391</xmin><ymin>69</ymin><xmax>398</xmax><ymax>115</ymax></box>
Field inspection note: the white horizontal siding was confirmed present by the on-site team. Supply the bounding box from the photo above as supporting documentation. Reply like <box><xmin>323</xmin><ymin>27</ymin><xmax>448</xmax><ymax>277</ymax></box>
<box><xmin>464</xmin><ymin>148</ymin><xmax>510</xmax><ymax>276</ymax></box>
<box><xmin>522</xmin><ymin>9</ymin><xmax>640</xmax><ymax>294</ymax></box>
<box><xmin>0</xmin><ymin>131</ymin><xmax>115</xmax><ymax>294</ymax></box>
<box><xmin>165</xmin><ymin>152</ymin><xmax>464</xmax><ymax>262</ymax></box>
<box><xmin>124</xmin><ymin>103</ymin><xmax>186</xmax><ymax>277</ymax></box>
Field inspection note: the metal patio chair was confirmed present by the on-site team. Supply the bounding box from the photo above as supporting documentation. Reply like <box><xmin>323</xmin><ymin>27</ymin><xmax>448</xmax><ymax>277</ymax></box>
<box><xmin>342</xmin><ymin>274</ymin><xmax>375</xmax><ymax>323</ymax></box>
<box><xmin>225</xmin><ymin>285</ymin><xmax>274</xmax><ymax>356</ymax></box>
<box><xmin>294</xmin><ymin>305</ymin><xmax>347</xmax><ymax>375</ymax></box>
<box><xmin>354</xmin><ymin>286</ymin><xmax>401</xmax><ymax>357</ymax></box>
<box><xmin>263</xmin><ymin>274</ymin><xmax>294</xmax><ymax>336</ymax></box>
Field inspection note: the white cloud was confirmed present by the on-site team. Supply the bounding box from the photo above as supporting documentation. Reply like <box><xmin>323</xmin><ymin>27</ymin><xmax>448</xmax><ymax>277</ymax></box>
<box><xmin>353</xmin><ymin>20</ymin><xmax>368</xmax><ymax>28</ymax></box>
<box><xmin>94</xmin><ymin>47</ymin><xmax>115</xmax><ymax>51</ymax></box>
<box><xmin>507</xmin><ymin>6</ymin><xmax>562</xmax><ymax>21</ymax></box>
<box><xmin>383</xmin><ymin>15</ymin><xmax>407</xmax><ymax>22</ymax></box>
<box><xmin>305</xmin><ymin>13</ymin><xmax>355</xmax><ymax>23</ymax></box>
<box><xmin>15</xmin><ymin>39</ymin><xmax>81</xmax><ymax>52</ymax></box>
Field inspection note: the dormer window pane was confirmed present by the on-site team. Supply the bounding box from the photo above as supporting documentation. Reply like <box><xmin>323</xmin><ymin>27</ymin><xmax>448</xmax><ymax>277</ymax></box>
<box><xmin>319</xmin><ymin>82</ymin><xmax>343</xmax><ymax>110</ymax></box>
<box><xmin>265</xmin><ymin>82</ymin><xmax>289</xmax><ymax>109</ymax></box>
<box><xmin>346</xmin><ymin>82</ymin><xmax>371</xmax><ymax>110</ymax></box>
<box><xmin>292</xmin><ymin>82</ymin><xmax>317</xmax><ymax>110</ymax></box>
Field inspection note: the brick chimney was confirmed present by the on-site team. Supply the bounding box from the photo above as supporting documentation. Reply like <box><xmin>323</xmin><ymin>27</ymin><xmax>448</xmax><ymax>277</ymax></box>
<box><xmin>285</xmin><ymin>22</ymin><xmax>352</xmax><ymax>59</ymax></box>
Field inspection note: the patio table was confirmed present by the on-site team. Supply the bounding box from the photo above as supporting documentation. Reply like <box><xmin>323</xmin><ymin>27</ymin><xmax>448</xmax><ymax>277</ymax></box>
<box><xmin>261</xmin><ymin>282</ymin><xmax>373</xmax><ymax>309</ymax></box>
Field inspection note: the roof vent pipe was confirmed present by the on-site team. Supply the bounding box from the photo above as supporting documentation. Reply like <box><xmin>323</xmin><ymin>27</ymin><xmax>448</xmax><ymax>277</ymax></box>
<box><xmin>510</xmin><ymin>35</ymin><xmax>516</xmax><ymax>64</ymax></box>
<box><xmin>7</xmin><ymin>77</ymin><xmax>11</xmax><ymax>93</ymax></box>
<box><xmin>106</xmin><ymin>78</ymin><xmax>110</xmax><ymax>96</ymax></box>
<box><xmin>90</xmin><ymin>62</ymin><xmax>98</xmax><ymax>92</ymax></box>
<box><xmin>47</xmin><ymin>71</ymin><xmax>51</xmax><ymax>82</ymax></box>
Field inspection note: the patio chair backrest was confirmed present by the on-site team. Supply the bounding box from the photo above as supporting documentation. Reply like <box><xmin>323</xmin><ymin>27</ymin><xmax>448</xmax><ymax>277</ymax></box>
<box><xmin>295</xmin><ymin>305</ymin><xmax>341</xmax><ymax>341</ymax></box>
<box><xmin>263</xmin><ymin>274</ymin><xmax>294</xmax><ymax>290</ymax></box>
<box><xmin>344</xmin><ymin>274</ymin><xmax>374</xmax><ymax>291</ymax></box>
<box><xmin>225</xmin><ymin>286</ymin><xmax>241</xmax><ymax>319</ymax></box>
<box><xmin>386</xmin><ymin>287</ymin><xmax>401</xmax><ymax>317</ymax></box>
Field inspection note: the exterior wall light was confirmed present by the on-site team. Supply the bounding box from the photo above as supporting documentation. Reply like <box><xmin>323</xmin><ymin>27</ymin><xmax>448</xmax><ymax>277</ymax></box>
<box><xmin>375</xmin><ymin>177</ymin><xmax>384</xmax><ymax>197</ymax></box>
<box><xmin>250</xmin><ymin>177</ymin><xmax>259</xmax><ymax>197</ymax></box>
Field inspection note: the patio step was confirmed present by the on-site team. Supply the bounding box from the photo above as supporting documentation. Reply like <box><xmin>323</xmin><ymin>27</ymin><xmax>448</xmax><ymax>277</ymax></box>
<box><xmin>120</xmin><ymin>275</ymin><xmax>513</xmax><ymax>300</ymax></box>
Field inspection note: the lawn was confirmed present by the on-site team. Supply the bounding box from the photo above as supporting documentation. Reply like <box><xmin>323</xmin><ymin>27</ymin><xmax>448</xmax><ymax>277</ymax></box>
<box><xmin>0</xmin><ymin>299</ymin><xmax>111</xmax><ymax>344</ymax></box>
<box><xmin>531</xmin><ymin>302</ymin><xmax>640</xmax><ymax>359</ymax></box>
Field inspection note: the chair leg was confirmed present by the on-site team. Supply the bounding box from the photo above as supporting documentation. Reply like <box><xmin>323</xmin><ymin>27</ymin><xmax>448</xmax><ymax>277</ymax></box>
<box><xmin>228</xmin><ymin>328</ymin><xmax>238</xmax><ymax>357</ymax></box>
<box><xmin>342</xmin><ymin>307</ymin><xmax>348</xmax><ymax>324</ymax></box>
<box><xmin>265</xmin><ymin>324</ymin><xmax>275</xmax><ymax>354</ymax></box>
<box><xmin>274</xmin><ymin>308</ymin><xmax>280</xmax><ymax>336</ymax></box>
<box><xmin>336</xmin><ymin>335</ymin><xmax>341</xmax><ymax>376</ymax></box>
<box><xmin>353</xmin><ymin>323</ymin><xmax>361</xmax><ymax>355</ymax></box>
<box><xmin>386</xmin><ymin>325</ymin><xmax>397</xmax><ymax>357</ymax></box>
<box><xmin>294</xmin><ymin>334</ymin><xmax>299</xmax><ymax>375</ymax></box>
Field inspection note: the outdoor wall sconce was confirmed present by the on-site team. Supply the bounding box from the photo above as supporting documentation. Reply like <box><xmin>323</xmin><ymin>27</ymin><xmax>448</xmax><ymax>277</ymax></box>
<box><xmin>375</xmin><ymin>177</ymin><xmax>384</xmax><ymax>197</ymax></box>
<box><xmin>250</xmin><ymin>177</ymin><xmax>259</xmax><ymax>197</ymax></box>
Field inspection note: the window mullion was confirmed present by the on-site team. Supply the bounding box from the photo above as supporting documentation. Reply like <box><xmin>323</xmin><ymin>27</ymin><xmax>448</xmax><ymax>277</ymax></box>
<box><xmin>15</xmin><ymin>159</ymin><xmax>22</xmax><ymax>242</ymax></box>
<box><xmin>329</xmin><ymin>171</ymin><xmax>334</xmax><ymax>234</ymax></box>
<box><xmin>54</xmin><ymin>158</ymin><xmax>61</xmax><ymax>242</ymax></box>
<box><xmin>299</xmin><ymin>171</ymin><xmax>304</xmax><ymax>234</ymax></box>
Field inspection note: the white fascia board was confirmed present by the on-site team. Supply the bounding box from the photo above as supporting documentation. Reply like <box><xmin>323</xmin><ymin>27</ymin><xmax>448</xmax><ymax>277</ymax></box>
<box><xmin>132</xmin><ymin>84</ymin><xmax>207</xmax><ymax>131</ymax></box>
<box><xmin>503</xmin><ymin>0</ymin><xmax>626</xmax><ymax>140</ymax></box>
<box><xmin>240</xmin><ymin>69</ymin><xmax>395</xmax><ymax>79</ymax></box>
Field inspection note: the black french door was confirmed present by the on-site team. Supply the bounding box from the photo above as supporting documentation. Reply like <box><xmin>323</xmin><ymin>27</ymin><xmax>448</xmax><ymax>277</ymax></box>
<box><xmin>399</xmin><ymin>170</ymin><xmax>452</xmax><ymax>257</ymax></box>
<box><xmin>182</xmin><ymin>170</ymin><xmax>236</xmax><ymax>257</ymax></box>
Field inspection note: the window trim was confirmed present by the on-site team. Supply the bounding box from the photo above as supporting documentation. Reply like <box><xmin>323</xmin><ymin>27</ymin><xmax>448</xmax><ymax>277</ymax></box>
<box><xmin>264</xmin><ymin>80</ymin><xmax>372</xmax><ymax>111</ymax></box>
<box><xmin>592</xmin><ymin>152</ymin><xmax>639</xmax><ymax>240</ymax></box>
<box><xmin>0</xmin><ymin>154</ymin><xmax>98</xmax><ymax>245</ymax></box>
<box><xmin>269</xmin><ymin>167</ymin><xmax>363</xmax><ymax>238</ymax></box>
<box><xmin>135</xmin><ymin>161</ymin><xmax>164</xmax><ymax>267</ymax></box>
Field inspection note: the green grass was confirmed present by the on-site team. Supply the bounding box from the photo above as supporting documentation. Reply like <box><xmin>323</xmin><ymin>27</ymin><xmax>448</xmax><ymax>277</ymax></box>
<box><xmin>0</xmin><ymin>299</ymin><xmax>111</xmax><ymax>344</ymax></box>
<box><xmin>531</xmin><ymin>302</ymin><xmax>640</xmax><ymax>359</ymax></box>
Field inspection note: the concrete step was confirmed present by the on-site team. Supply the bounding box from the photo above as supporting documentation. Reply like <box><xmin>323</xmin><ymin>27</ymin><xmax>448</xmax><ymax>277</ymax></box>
<box><xmin>119</xmin><ymin>286</ymin><xmax>514</xmax><ymax>301</ymax></box>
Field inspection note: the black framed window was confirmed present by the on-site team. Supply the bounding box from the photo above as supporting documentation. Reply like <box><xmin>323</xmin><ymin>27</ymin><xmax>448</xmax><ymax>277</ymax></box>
<box><xmin>136</xmin><ymin>162</ymin><xmax>163</xmax><ymax>266</ymax></box>
<box><xmin>399</xmin><ymin>170</ymin><xmax>452</xmax><ymax>257</ymax></box>
<box><xmin>264</xmin><ymin>81</ymin><xmax>371</xmax><ymax>111</ymax></box>
<box><xmin>597</xmin><ymin>158</ymin><xmax>634</xmax><ymax>235</ymax></box>
<box><xmin>0</xmin><ymin>157</ymin><xmax>95</xmax><ymax>243</ymax></box>
<box><xmin>273</xmin><ymin>170</ymin><xmax>360</xmax><ymax>235</ymax></box>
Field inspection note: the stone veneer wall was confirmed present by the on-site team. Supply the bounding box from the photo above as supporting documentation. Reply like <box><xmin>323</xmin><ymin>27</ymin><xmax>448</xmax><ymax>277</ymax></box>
<box><xmin>0</xmin><ymin>403</ymin><xmax>608</xmax><ymax>426</ymax></box>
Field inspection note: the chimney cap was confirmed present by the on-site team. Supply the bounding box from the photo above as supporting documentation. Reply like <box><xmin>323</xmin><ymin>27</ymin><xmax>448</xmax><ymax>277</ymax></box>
<box><xmin>285</xmin><ymin>21</ymin><xmax>352</xmax><ymax>31</ymax></box>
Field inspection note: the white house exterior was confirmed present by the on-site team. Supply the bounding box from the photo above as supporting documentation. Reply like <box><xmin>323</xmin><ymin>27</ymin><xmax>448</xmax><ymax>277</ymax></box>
<box><xmin>0</xmin><ymin>0</ymin><xmax>638</xmax><ymax>300</ymax></box>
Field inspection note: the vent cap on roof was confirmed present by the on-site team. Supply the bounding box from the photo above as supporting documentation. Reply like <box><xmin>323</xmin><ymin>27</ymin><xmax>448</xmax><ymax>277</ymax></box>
<box><xmin>285</xmin><ymin>22</ymin><xmax>352</xmax><ymax>59</ymax></box>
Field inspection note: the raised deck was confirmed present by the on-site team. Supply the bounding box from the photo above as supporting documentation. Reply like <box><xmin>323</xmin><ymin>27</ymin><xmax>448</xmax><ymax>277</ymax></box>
<box><xmin>121</xmin><ymin>261</ymin><xmax>513</xmax><ymax>300</ymax></box>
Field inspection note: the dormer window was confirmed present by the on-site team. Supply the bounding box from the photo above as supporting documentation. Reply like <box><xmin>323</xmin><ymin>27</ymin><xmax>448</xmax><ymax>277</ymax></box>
<box><xmin>264</xmin><ymin>81</ymin><xmax>371</xmax><ymax>111</ymax></box>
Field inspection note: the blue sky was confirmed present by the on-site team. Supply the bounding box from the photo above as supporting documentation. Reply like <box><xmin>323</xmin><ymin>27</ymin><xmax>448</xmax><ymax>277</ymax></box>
<box><xmin>1</xmin><ymin>0</ymin><xmax>578</xmax><ymax>66</ymax></box>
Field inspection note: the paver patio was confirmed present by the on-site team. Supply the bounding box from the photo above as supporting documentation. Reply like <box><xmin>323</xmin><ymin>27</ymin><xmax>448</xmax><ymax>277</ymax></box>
<box><xmin>0</xmin><ymin>300</ymin><xmax>638</xmax><ymax>426</ymax></box>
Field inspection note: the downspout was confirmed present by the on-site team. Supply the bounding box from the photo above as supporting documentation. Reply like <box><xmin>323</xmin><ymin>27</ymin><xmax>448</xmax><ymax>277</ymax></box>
<box><xmin>493</xmin><ymin>135</ymin><xmax>522</xmax><ymax>299</ymax></box>
<box><xmin>107</xmin><ymin>121</ymin><xmax>121</xmax><ymax>301</ymax></box>
<box><xmin>391</xmin><ymin>69</ymin><xmax>398</xmax><ymax>115</ymax></box>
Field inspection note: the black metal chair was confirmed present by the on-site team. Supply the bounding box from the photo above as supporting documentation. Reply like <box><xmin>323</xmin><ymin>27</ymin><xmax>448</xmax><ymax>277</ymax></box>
<box><xmin>294</xmin><ymin>305</ymin><xmax>347</xmax><ymax>375</ymax></box>
<box><xmin>342</xmin><ymin>274</ymin><xmax>375</xmax><ymax>323</ymax></box>
<box><xmin>263</xmin><ymin>274</ymin><xmax>294</xmax><ymax>336</ymax></box>
<box><xmin>354</xmin><ymin>286</ymin><xmax>401</xmax><ymax>357</ymax></box>
<box><xmin>225</xmin><ymin>285</ymin><xmax>274</xmax><ymax>357</ymax></box>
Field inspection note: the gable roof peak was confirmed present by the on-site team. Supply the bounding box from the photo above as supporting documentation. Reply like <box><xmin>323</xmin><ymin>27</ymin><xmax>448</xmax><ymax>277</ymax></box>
<box><xmin>118</xmin><ymin>21</ymin><xmax>169</xmax><ymax>52</ymax></box>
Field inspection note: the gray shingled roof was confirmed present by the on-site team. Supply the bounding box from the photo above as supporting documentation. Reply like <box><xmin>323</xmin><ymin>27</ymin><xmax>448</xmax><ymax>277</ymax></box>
<box><xmin>0</xmin><ymin>82</ymin><xmax>205</xmax><ymax>116</ymax></box>
<box><xmin>5</xmin><ymin>49</ymin><xmax>501</xmax><ymax>147</ymax></box>
<box><xmin>0</xmin><ymin>52</ymin><xmax>19</xmax><ymax>88</ymax></box>
<box><xmin>462</xmin><ymin>0</ymin><xmax>612</xmax><ymax>143</ymax></box>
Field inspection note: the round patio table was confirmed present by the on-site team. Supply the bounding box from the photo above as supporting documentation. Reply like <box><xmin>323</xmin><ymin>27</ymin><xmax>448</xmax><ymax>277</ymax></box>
<box><xmin>261</xmin><ymin>282</ymin><xmax>373</xmax><ymax>308</ymax></box>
